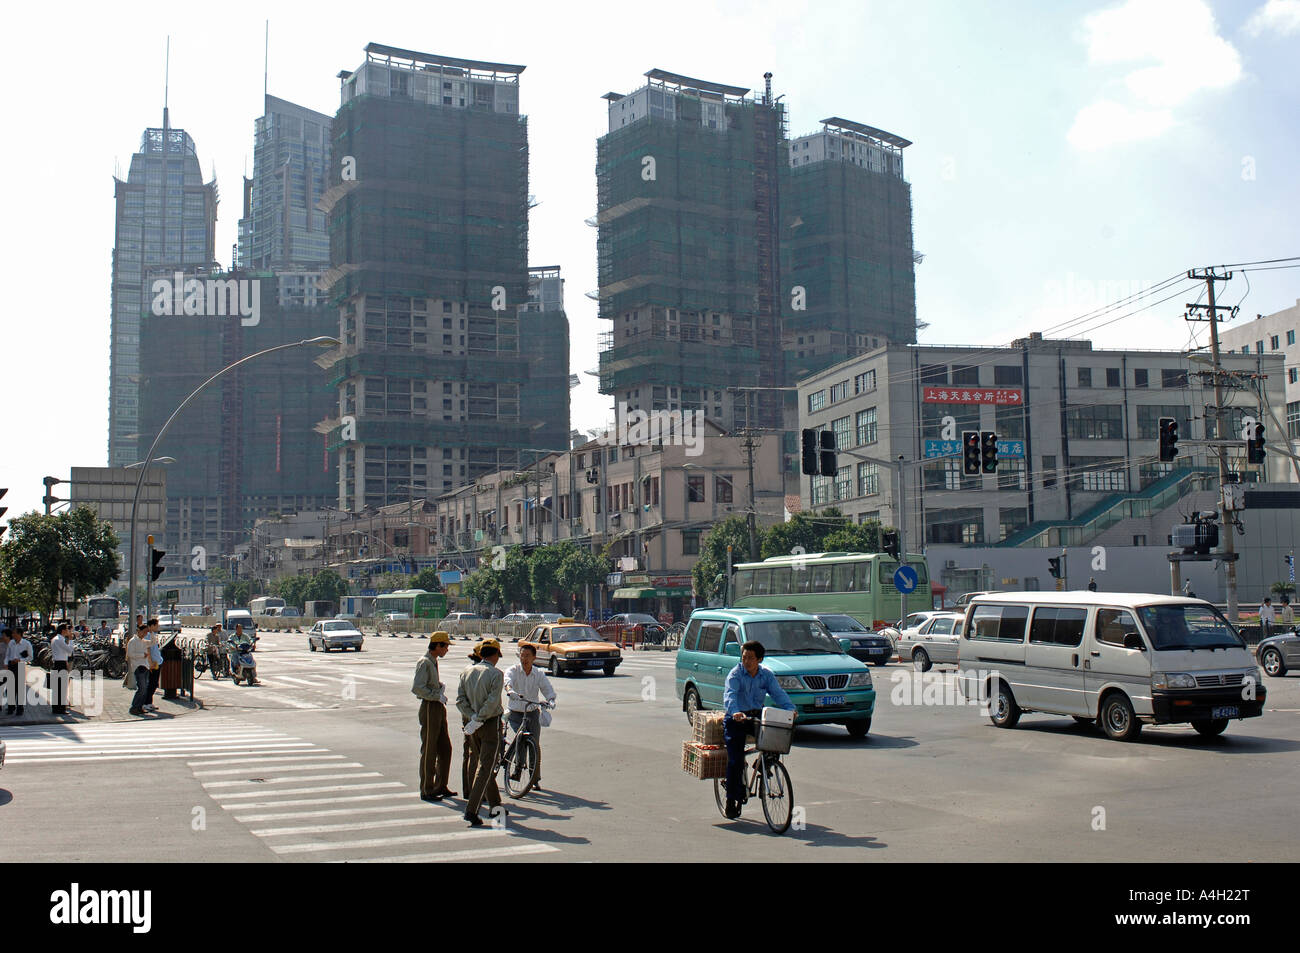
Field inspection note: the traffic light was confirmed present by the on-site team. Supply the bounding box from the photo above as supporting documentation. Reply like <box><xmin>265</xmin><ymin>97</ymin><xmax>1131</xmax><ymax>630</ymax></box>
<box><xmin>981</xmin><ymin>431</ymin><xmax>999</xmax><ymax>474</ymax></box>
<box><xmin>882</xmin><ymin>530</ymin><xmax>900</xmax><ymax>561</ymax></box>
<box><xmin>42</xmin><ymin>475</ymin><xmax>61</xmax><ymax>513</ymax></box>
<box><xmin>1158</xmin><ymin>417</ymin><xmax>1179</xmax><ymax>462</ymax></box>
<box><xmin>1247</xmin><ymin>422</ymin><xmax>1266</xmax><ymax>464</ymax></box>
<box><xmin>819</xmin><ymin>430</ymin><xmax>838</xmax><ymax>478</ymax></box>
<box><xmin>0</xmin><ymin>487</ymin><xmax>6</xmax><ymax>539</ymax></box>
<box><xmin>150</xmin><ymin>547</ymin><xmax>167</xmax><ymax>582</ymax></box>
<box><xmin>962</xmin><ymin>431</ymin><xmax>980</xmax><ymax>476</ymax></box>
<box><xmin>801</xmin><ymin>429</ymin><xmax>819</xmax><ymax>476</ymax></box>
<box><xmin>1047</xmin><ymin>556</ymin><xmax>1062</xmax><ymax>579</ymax></box>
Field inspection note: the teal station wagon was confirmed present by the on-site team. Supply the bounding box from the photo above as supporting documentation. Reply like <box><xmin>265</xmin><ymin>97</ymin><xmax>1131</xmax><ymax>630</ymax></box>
<box><xmin>675</xmin><ymin>609</ymin><xmax>876</xmax><ymax>738</ymax></box>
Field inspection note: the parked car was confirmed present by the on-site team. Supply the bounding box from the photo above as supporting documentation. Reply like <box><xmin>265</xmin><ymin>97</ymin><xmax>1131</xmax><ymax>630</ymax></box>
<box><xmin>308</xmin><ymin>620</ymin><xmax>365</xmax><ymax>653</ymax></box>
<box><xmin>1257</xmin><ymin>626</ymin><xmax>1300</xmax><ymax>677</ymax></box>
<box><xmin>814</xmin><ymin>614</ymin><xmax>894</xmax><ymax>666</ymax></box>
<box><xmin>156</xmin><ymin>613</ymin><xmax>182</xmax><ymax>634</ymax></box>
<box><xmin>902</xmin><ymin>612</ymin><xmax>965</xmax><ymax>671</ymax></box>
<box><xmin>953</xmin><ymin>591</ymin><xmax>994</xmax><ymax>609</ymax></box>
<box><xmin>538</xmin><ymin>613</ymin><xmax>565</xmax><ymax>624</ymax></box>
<box><xmin>675</xmin><ymin>609</ymin><xmax>875</xmax><ymax>738</ymax></box>
<box><xmin>599</xmin><ymin>613</ymin><xmax>668</xmax><ymax>645</ymax></box>
<box><xmin>382</xmin><ymin>612</ymin><xmax>411</xmax><ymax>622</ymax></box>
<box><xmin>279</xmin><ymin>608</ymin><xmax>302</xmax><ymax>618</ymax></box>
<box><xmin>501</xmin><ymin>612</ymin><xmax>545</xmax><ymax>625</ymax></box>
<box><xmin>519</xmin><ymin>622</ymin><xmax>622</xmax><ymax>676</ymax></box>
<box><xmin>444</xmin><ymin>612</ymin><xmax>482</xmax><ymax>623</ymax></box>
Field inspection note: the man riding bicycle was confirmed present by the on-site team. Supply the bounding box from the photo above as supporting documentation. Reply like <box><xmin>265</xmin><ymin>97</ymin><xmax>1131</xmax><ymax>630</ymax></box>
<box><xmin>722</xmin><ymin>640</ymin><xmax>795</xmax><ymax>820</ymax></box>
<box><xmin>504</xmin><ymin>644</ymin><xmax>556</xmax><ymax>787</ymax></box>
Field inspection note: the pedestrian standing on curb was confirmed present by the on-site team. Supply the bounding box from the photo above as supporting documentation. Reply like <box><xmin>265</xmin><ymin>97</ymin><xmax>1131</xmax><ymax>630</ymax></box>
<box><xmin>49</xmin><ymin>623</ymin><xmax>75</xmax><ymax>715</ymax></box>
<box><xmin>1259</xmin><ymin>597</ymin><xmax>1275</xmax><ymax>641</ymax></box>
<box><xmin>5</xmin><ymin>626</ymin><xmax>33</xmax><ymax>716</ymax></box>
<box><xmin>1278</xmin><ymin>595</ymin><xmax>1295</xmax><ymax>630</ymax></box>
<box><xmin>412</xmin><ymin>631</ymin><xmax>457</xmax><ymax>802</ymax></box>
<box><xmin>456</xmin><ymin>638</ymin><xmax>505</xmax><ymax>828</ymax></box>
<box><xmin>127</xmin><ymin>624</ymin><xmax>151</xmax><ymax>716</ymax></box>
<box><xmin>144</xmin><ymin>619</ymin><xmax>163</xmax><ymax>712</ymax></box>
<box><xmin>1087</xmin><ymin>578</ymin><xmax>1098</xmax><ymax>592</ymax></box>
<box><xmin>0</xmin><ymin>630</ymin><xmax>10</xmax><ymax>713</ymax></box>
<box><xmin>504</xmin><ymin>644</ymin><xmax>556</xmax><ymax>789</ymax></box>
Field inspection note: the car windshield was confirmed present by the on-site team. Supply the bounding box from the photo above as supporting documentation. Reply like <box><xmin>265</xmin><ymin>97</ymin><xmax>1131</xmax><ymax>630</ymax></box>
<box><xmin>553</xmin><ymin>626</ymin><xmax>603</xmax><ymax>643</ymax></box>
<box><xmin>624</xmin><ymin>615</ymin><xmax>659</xmax><ymax>625</ymax></box>
<box><xmin>817</xmin><ymin>615</ymin><xmax>867</xmax><ymax>632</ymax></box>
<box><xmin>1137</xmin><ymin>603</ymin><xmax>1244</xmax><ymax>650</ymax></box>
<box><xmin>323</xmin><ymin>622</ymin><xmax>354</xmax><ymax>631</ymax></box>
<box><xmin>743</xmin><ymin>620</ymin><xmax>842</xmax><ymax>655</ymax></box>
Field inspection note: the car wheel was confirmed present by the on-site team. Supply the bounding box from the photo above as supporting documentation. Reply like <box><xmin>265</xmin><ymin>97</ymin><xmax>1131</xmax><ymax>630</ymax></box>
<box><xmin>309</xmin><ymin>641</ymin><xmax>317</xmax><ymax>652</ymax></box>
<box><xmin>1100</xmin><ymin>692</ymin><xmax>1141</xmax><ymax>741</ymax></box>
<box><xmin>872</xmin><ymin>658</ymin><xmax>890</xmax><ymax>667</ymax></box>
<box><xmin>1191</xmin><ymin>718</ymin><xmax>1229</xmax><ymax>737</ymax></box>
<box><xmin>549</xmin><ymin>656</ymin><xmax>562</xmax><ymax>676</ymax></box>
<box><xmin>989</xmin><ymin>680</ymin><xmax>1021</xmax><ymax>729</ymax></box>
<box><xmin>603</xmin><ymin>663</ymin><xmax>616</xmax><ymax>676</ymax></box>
<box><xmin>684</xmin><ymin>686</ymin><xmax>702</xmax><ymax>725</ymax></box>
<box><xmin>913</xmin><ymin>649</ymin><xmax>932</xmax><ymax>673</ymax></box>
<box><xmin>1260</xmin><ymin>647</ymin><xmax>1287</xmax><ymax>677</ymax></box>
<box><xmin>846</xmin><ymin>719</ymin><xmax>871</xmax><ymax>739</ymax></box>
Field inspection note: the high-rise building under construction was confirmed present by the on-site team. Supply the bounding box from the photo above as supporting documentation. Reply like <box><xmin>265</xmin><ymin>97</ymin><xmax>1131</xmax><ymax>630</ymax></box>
<box><xmin>322</xmin><ymin>44</ymin><xmax>566</xmax><ymax>509</ymax></box>
<box><xmin>596</xmin><ymin>70</ymin><xmax>916</xmax><ymax>433</ymax></box>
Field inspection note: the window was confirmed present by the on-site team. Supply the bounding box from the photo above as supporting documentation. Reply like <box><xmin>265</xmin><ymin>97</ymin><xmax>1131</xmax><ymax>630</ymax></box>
<box><xmin>854</xmin><ymin>370</ymin><xmax>876</xmax><ymax>394</ymax></box>
<box><xmin>1289</xmin><ymin>330</ymin><xmax>1295</xmax><ymax>346</ymax></box>
<box><xmin>1256</xmin><ymin>340</ymin><xmax>1265</xmax><ymax>356</ymax></box>
<box><xmin>968</xmin><ymin>604</ymin><xmax>1029</xmax><ymax>642</ymax></box>
<box><xmin>856</xmin><ymin>407</ymin><xmax>878</xmax><ymax>445</ymax></box>
<box><xmin>1291</xmin><ymin>368</ymin><xmax>1298</xmax><ymax>385</ymax></box>
<box><xmin>1029</xmin><ymin>607</ymin><xmax>1088</xmax><ymax>646</ymax></box>
<box><xmin>834</xmin><ymin>472</ymin><xmax>852</xmax><ymax>501</ymax></box>
<box><xmin>1106</xmin><ymin>368</ymin><xmax>1121</xmax><ymax>388</ymax></box>
<box><xmin>1288</xmin><ymin>401</ymin><xmax>1300</xmax><ymax>440</ymax></box>
<box><xmin>1077</xmin><ymin>367</ymin><xmax>1092</xmax><ymax>388</ymax></box>
<box><xmin>994</xmin><ymin>365</ymin><xmax>1023</xmax><ymax>386</ymax></box>
<box><xmin>680</xmin><ymin>530</ymin><xmax>701</xmax><ymax>557</ymax></box>
<box><xmin>995</xmin><ymin>404</ymin><xmax>1025</xmax><ymax>439</ymax></box>
<box><xmin>998</xmin><ymin>507</ymin><xmax>1028</xmax><ymax>541</ymax></box>
<box><xmin>687</xmin><ymin>475</ymin><xmax>705</xmax><ymax>502</ymax></box>
<box><xmin>696</xmin><ymin>621</ymin><xmax>724</xmax><ymax>654</ymax></box>
<box><xmin>807</xmin><ymin>390</ymin><xmax>826</xmax><ymax>413</ymax></box>
<box><xmin>1136</xmin><ymin>406</ymin><xmax>1188</xmax><ymax>439</ymax></box>
<box><xmin>1042</xmin><ymin>455</ymin><xmax>1057</xmax><ymax>489</ymax></box>
<box><xmin>1134</xmin><ymin>369</ymin><xmax>1149</xmax><ymax>388</ymax></box>
<box><xmin>1066</xmin><ymin>405</ymin><xmax>1124</xmax><ymax>439</ymax></box>
<box><xmin>831</xmin><ymin>416</ymin><xmax>851</xmax><ymax>449</ymax></box>
<box><xmin>920</xmin><ymin>364</ymin><xmax>948</xmax><ymax>386</ymax></box>
<box><xmin>857</xmin><ymin>462</ymin><xmax>879</xmax><ymax>496</ymax></box>
<box><xmin>830</xmin><ymin>380</ymin><xmax>849</xmax><ymax>403</ymax></box>
<box><xmin>1271</xmin><ymin>335</ymin><xmax>1280</xmax><ymax>350</ymax></box>
<box><xmin>997</xmin><ymin>458</ymin><xmax>1026</xmax><ymax>490</ymax></box>
<box><xmin>811</xmin><ymin>474</ymin><xmax>830</xmax><ymax>505</ymax></box>
<box><xmin>1161</xmin><ymin>368</ymin><xmax>1188</xmax><ymax>389</ymax></box>
<box><xmin>1095</xmin><ymin>609</ymin><xmax>1140</xmax><ymax>647</ymax></box>
<box><xmin>951</xmin><ymin>364</ymin><xmax>980</xmax><ymax>386</ymax></box>
<box><xmin>1073</xmin><ymin>456</ymin><xmax>1128</xmax><ymax>491</ymax></box>
<box><xmin>681</xmin><ymin>619</ymin><xmax>702</xmax><ymax>651</ymax></box>
<box><xmin>714</xmin><ymin>476</ymin><xmax>733</xmax><ymax>504</ymax></box>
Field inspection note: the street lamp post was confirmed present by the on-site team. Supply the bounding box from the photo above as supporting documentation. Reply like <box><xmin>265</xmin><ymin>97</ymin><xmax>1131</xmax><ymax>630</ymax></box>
<box><xmin>128</xmin><ymin>336</ymin><xmax>339</xmax><ymax>630</ymax></box>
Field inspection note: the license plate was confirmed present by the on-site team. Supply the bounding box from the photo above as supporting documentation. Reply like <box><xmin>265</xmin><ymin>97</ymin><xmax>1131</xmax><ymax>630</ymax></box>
<box><xmin>587</xmin><ymin>659</ymin><xmax>605</xmax><ymax>667</ymax></box>
<box><xmin>815</xmin><ymin>695</ymin><xmax>845</xmax><ymax>707</ymax></box>
<box><xmin>1212</xmin><ymin>706</ymin><xmax>1238</xmax><ymax>719</ymax></box>
<box><xmin>868</xmin><ymin>648</ymin><xmax>887</xmax><ymax>655</ymax></box>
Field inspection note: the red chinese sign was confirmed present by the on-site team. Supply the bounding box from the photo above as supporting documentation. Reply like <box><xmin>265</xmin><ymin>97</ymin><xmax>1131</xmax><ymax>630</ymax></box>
<box><xmin>923</xmin><ymin>387</ymin><xmax>1022</xmax><ymax>405</ymax></box>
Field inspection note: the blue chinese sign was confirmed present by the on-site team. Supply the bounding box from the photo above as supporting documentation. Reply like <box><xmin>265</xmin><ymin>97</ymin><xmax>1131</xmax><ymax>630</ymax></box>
<box><xmin>924</xmin><ymin>439</ymin><xmax>1025</xmax><ymax>459</ymax></box>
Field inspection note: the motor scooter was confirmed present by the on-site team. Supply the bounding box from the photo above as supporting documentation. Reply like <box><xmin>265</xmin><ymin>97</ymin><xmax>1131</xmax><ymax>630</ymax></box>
<box><xmin>228</xmin><ymin>637</ymin><xmax>258</xmax><ymax>686</ymax></box>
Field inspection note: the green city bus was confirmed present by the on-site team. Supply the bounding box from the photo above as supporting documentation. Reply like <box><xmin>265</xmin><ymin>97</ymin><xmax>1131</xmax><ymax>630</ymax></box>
<box><xmin>373</xmin><ymin>589</ymin><xmax>448</xmax><ymax>620</ymax></box>
<box><xmin>729</xmin><ymin>552</ymin><xmax>931</xmax><ymax>628</ymax></box>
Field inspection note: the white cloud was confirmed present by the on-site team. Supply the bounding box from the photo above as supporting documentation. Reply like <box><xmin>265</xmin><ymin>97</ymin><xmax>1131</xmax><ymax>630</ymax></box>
<box><xmin>1244</xmin><ymin>0</ymin><xmax>1300</xmax><ymax>37</ymax></box>
<box><xmin>1070</xmin><ymin>0</ymin><xmax>1241</xmax><ymax>149</ymax></box>
<box><xmin>1068</xmin><ymin>100</ymin><xmax>1175</xmax><ymax>150</ymax></box>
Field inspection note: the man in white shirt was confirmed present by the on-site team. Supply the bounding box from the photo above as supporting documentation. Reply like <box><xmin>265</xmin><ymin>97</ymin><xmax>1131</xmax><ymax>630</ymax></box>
<box><xmin>5</xmin><ymin>627</ymin><xmax>34</xmax><ymax>716</ymax></box>
<box><xmin>48</xmin><ymin>623</ymin><xmax>75</xmax><ymax>715</ymax></box>
<box><xmin>1259</xmin><ymin>598</ymin><xmax>1276</xmax><ymax>641</ymax></box>
<box><xmin>504</xmin><ymin>644</ymin><xmax>557</xmax><ymax>786</ymax></box>
<box><xmin>126</xmin><ymin>624</ymin><xmax>152</xmax><ymax>716</ymax></box>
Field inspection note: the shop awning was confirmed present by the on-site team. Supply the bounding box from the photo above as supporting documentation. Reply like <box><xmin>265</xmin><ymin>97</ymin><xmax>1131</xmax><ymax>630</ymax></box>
<box><xmin>612</xmin><ymin>587</ymin><xmax>657</xmax><ymax>599</ymax></box>
<box><xmin>653</xmin><ymin>587</ymin><xmax>693</xmax><ymax>597</ymax></box>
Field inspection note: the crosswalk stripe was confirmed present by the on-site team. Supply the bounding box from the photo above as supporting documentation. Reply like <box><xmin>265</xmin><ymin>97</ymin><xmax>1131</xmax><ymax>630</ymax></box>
<box><xmin>187</xmin><ymin>753</ymin><xmax>340</xmax><ymax>768</ymax></box>
<box><xmin>201</xmin><ymin>772</ymin><xmax>381</xmax><ymax>788</ymax></box>
<box><xmin>210</xmin><ymin>781</ymin><xmax>405</xmax><ymax>801</ymax></box>
<box><xmin>10</xmin><ymin>734</ymin><xmax>294</xmax><ymax>750</ymax></box>
<box><xmin>5</xmin><ymin>741</ymin><xmax>313</xmax><ymax>758</ymax></box>
<box><xmin>271</xmin><ymin>828</ymin><xmax>504</xmax><ymax>854</ymax></box>
<box><xmin>233</xmin><ymin>803</ymin><xmax>437</xmax><ymax>823</ymax></box>
<box><xmin>193</xmin><ymin>760</ymin><xmax>355</xmax><ymax>776</ymax></box>
<box><xmin>273</xmin><ymin>676</ymin><xmax>334</xmax><ymax>688</ymax></box>
<box><xmin>251</xmin><ymin>815</ymin><xmax>464</xmax><ymax>836</ymax></box>
<box><xmin>334</xmin><ymin>843</ymin><xmax>559</xmax><ymax>863</ymax></box>
<box><xmin>223</xmin><ymin>792</ymin><xmax>418</xmax><ymax>810</ymax></box>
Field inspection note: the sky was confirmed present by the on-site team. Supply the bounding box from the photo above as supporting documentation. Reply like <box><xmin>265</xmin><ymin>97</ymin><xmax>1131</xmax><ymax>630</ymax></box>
<box><xmin>1</xmin><ymin>0</ymin><xmax>1297</xmax><ymax>524</ymax></box>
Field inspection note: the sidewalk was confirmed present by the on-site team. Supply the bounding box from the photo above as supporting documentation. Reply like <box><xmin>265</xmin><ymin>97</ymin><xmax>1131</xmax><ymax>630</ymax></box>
<box><xmin>0</xmin><ymin>667</ymin><xmax>202</xmax><ymax>727</ymax></box>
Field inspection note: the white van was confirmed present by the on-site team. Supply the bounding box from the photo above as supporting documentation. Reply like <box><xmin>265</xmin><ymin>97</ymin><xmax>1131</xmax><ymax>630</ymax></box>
<box><xmin>955</xmin><ymin>592</ymin><xmax>1265</xmax><ymax>740</ymax></box>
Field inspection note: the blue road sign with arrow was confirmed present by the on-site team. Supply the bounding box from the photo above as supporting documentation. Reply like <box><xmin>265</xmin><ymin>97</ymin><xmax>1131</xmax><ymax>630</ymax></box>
<box><xmin>893</xmin><ymin>565</ymin><xmax>919</xmax><ymax>594</ymax></box>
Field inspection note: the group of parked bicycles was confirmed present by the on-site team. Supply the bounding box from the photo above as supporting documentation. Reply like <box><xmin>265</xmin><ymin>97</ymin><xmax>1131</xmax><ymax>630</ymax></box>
<box><xmin>28</xmin><ymin>634</ymin><xmax>127</xmax><ymax>680</ymax></box>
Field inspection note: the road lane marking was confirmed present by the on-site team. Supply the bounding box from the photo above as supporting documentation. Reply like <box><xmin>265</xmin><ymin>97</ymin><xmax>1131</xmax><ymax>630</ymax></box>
<box><xmin>233</xmin><ymin>803</ymin><xmax>440</xmax><ymax>822</ymax></box>
<box><xmin>193</xmin><ymin>759</ymin><xmax>356</xmax><ymax>776</ymax></box>
<box><xmin>201</xmin><ymin>772</ymin><xmax>382</xmax><ymax>788</ymax></box>
<box><xmin>338</xmin><ymin>843</ymin><xmax>559</xmax><ymax>863</ymax></box>
<box><xmin>209</xmin><ymin>781</ymin><xmax>405</xmax><ymax>800</ymax></box>
<box><xmin>223</xmin><ymin>792</ymin><xmax>418</xmax><ymax>810</ymax></box>
<box><xmin>251</xmin><ymin>815</ymin><xmax>464</xmax><ymax>836</ymax></box>
<box><xmin>271</xmin><ymin>828</ymin><xmax>504</xmax><ymax>854</ymax></box>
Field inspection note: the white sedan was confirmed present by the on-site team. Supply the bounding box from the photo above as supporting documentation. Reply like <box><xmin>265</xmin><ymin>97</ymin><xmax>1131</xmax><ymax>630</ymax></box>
<box><xmin>309</xmin><ymin>620</ymin><xmax>365</xmax><ymax>653</ymax></box>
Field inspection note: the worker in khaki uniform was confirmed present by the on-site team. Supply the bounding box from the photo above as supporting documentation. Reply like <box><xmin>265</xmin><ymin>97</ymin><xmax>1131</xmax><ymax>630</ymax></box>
<box><xmin>456</xmin><ymin>638</ymin><xmax>505</xmax><ymax>827</ymax></box>
<box><xmin>412</xmin><ymin>632</ymin><xmax>456</xmax><ymax>802</ymax></box>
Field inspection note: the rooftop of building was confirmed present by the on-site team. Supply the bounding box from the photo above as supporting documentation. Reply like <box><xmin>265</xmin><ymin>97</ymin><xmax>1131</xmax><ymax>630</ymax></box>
<box><xmin>339</xmin><ymin>42</ymin><xmax>525</xmax><ymax>81</ymax></box>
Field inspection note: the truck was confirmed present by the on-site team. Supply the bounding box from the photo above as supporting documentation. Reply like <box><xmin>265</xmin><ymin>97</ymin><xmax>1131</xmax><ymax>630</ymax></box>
<box><xmin>305</xmin><ymin>600</ymin><xmax>337</xmax><ymax>619</ymax></box>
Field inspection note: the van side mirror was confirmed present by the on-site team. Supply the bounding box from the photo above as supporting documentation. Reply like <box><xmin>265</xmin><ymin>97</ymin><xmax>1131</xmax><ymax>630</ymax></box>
<box><xmin>1123</xmin><ymin>632</ymin><xmax>1145</xmax><ymax>651</ymax></box>
<box><xmin>838</xmin><ymin>638</ymin><xmax>852</xmax><ymax>653</ymax></box>
<box><xmin>724</xmin><ymin>641</ymin><xmax>741</xmax><ymax>657</ymax></box>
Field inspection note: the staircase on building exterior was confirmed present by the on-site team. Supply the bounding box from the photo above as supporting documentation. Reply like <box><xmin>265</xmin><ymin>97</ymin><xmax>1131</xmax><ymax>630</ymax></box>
<box><xmin>995</xmin><ymin>466</ymin><xmax>1217</xmax><ymax>549</ymax></box>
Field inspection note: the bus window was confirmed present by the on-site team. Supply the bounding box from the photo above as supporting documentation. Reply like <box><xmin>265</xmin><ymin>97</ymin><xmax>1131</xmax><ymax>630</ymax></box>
<box><xmin>733</xmin><ymin>570</ymin><xmax>753</xmax><ymax>601</ymax></box>
<box><xmin>854</xmin><ymin>562</ymin><xmax>872</xmax><ymax>592</ymax></box>
<box><xmin>812</xmin><ymin>565</ymin><xmax>832</xmax><ymax>593</ymax></box>
<box><xmin>753</xmin><ymin>569</ymin><xmax>772</xmax><ymax>595</ymax></box>
<box><xmin>771</xmin><ymin>567</ymin><xmax>791</xmax><ymax>594</ymax></box>
<box><xmin>792</xmin><ymin>566</ymin><xmax>811</xmax><ymax>594</ymax></box>
<box><xmin>832</xmin><ymin>564</ymin><xmax>854</xmax><ymax>592</ymax></box>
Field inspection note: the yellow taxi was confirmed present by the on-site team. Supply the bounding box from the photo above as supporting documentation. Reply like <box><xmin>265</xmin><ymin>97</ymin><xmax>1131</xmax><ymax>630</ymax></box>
<box><xmin>520</xmin><ymin>620</ymin><xmax>623</xmax><ymax>677</ymax></box>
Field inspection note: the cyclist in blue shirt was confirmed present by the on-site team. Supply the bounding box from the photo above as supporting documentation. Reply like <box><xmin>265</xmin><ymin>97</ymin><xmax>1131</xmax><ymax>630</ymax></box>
<box><xmin>722</xmin><ymin>640</ymin><xmax>795</xmax><ymax>819</ymax></box>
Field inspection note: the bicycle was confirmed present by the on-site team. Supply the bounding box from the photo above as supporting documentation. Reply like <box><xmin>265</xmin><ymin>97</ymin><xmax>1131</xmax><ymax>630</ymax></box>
<box><xmin>712</xmin><ymin>711</ymin><xmax>795</xmax><ymax>835</ymax></box>
<box><xmin>498</xmin><ymin>699</ymin><xmax>553</xmax><ymax>798</ymax></box>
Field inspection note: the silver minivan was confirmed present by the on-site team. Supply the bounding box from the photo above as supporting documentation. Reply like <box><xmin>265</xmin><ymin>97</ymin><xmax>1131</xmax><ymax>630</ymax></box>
<box><xmin>955</xmin><ymin>592</ymin><xmax>1265</xmax><ymax>740</ymax></box>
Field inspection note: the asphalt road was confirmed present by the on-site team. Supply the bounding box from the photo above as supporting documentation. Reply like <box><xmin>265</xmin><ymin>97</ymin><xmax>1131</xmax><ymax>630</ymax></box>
<box><xmin>3</xmin><ymin>627</ymin><xmax>1297</xmax><ymax>862</ymax></box>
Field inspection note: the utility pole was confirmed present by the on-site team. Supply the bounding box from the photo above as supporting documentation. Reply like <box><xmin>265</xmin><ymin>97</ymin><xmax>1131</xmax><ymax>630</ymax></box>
<box><xmin>1186</xmin><ymin>267</ymin><xmax>1240</xmax><ymax>621</ymax></box>
<box><xmin>896</xmin><ymin>455</ymin><xmax>907</xmax><ymax>620</ymax></box>
<box><xmin>741</xmin><ymin>429</ymin><xmax>759</xmax><ymax>561</ymax></box>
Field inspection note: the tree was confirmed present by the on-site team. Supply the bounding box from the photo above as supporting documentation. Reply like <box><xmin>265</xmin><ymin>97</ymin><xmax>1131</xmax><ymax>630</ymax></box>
<box><xmin>304</xmin><ymin>569</ymin><xmax>349</xmax><ymax>606</ymax></box>
<box><xmin>410</xmin><ymin>567</ymin><xmax>444</xmax><ymax>592</ymax></box>
<box><xmin>0</xmin><ymin>509</ymin><xmax>120</xmax><ymax>622</ymax></box>
<box><xmin>500</xmin><ymin>545</ymin><xmax>534</xmax><ymax>610</ymax></box>
<box><xmin>558</xmin><ymin>545</ymin><xmax>610</xmax><ymax>614</ymax></box>
<box><xmin>692</xmin><ymin>515</ymin><xmax>756</xmax><ymax>605</ymax></box>
<box><xmin>529</xmin><ymin>542</ymin><xmax>568</xmax><ymax>610</ymax></box>
<box><xmin>461</xmin><ymin>565</ymin><xmax>502</xmax><ymax>612</ymax></box>
<box><xmin>1270</xmin><ymin>580</ymin><xmax>1295</xmax><ymax>597</ymax></box>
<box><xmin>823</xmin><ymin>519</ymin><xmax>885</xmax><ymax>554</ymax></box>
<box><xmin>761</xmin><ymin>508</ymin><xmax>851</xmax><ymax>560</ymax></box>
<box><xmin>273</xmin><ymin>574</ymin><xmax>311</xmax><ymax>609</ymax></box>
